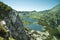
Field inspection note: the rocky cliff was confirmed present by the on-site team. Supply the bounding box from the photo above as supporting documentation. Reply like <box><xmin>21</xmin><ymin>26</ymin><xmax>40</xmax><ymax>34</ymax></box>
<box><xmin>0</xmin><ymin>2</ymin><xmax>28</xmax><ymax>40</ymax></box>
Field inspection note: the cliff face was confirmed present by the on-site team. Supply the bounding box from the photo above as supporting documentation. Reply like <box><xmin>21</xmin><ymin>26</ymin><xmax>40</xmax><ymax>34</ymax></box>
<box><xmin>0</xmin><ymin>2</ymin><xmax>28</xmax><ymax>40</ymax></box>
<box><xmin>7</xmin><ymin>10</ymin><xmax>28</xmax><ymax>40</ymax></box>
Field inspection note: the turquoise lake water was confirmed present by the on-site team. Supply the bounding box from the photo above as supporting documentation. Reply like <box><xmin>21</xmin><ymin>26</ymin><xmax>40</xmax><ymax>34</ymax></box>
<box><xmin>23</xmin><ymin>18</ymin><xmax>43</xmax><ymax>31</ymax></box>
<box><xmin>23</xmin><ymin>18</ymin><xmax>38</xmax><ymax>22</ymax></box>
<box><xmin>26</xmin><ymin>24</ymin><xmax>43</xmax><ymax>31</ymax></box>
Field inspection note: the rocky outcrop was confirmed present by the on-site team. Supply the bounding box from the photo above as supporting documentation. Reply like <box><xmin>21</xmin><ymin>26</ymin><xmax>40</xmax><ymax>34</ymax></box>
<box><xmin>3</xmin><ymin>10</ymin><xmax>28</xmax><ymax>40</ymax></box>
<box><xmin>0</xmin><ymin>2</ymin><xmax>28</xmax><ymax>40</ymax></box>
<box><xmin>25</xmin><ymin>27</ymin><xmax>50</xmax><ymax>40</ymax></box>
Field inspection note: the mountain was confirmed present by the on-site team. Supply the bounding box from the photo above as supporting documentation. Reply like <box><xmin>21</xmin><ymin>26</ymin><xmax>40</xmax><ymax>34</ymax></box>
<box><xmin>0</xmin><ymin>2</ymin><xmax>28</xmax><ymax>40</ymax></box>
<box><xmin>0</xmin><ymin>2</ymin><xmax>12</xmax><ymax>19</ymax></box>
<box><xmin>49</xmin><ymin>4</ymin><xmax>60</xmax><ymax>13</ymax></box>
<box><xmin>0</xmin><ymin>1</ymin><xmax>60</xmax><ymax>40</ymax></box>
<box><xmin>18</xmin><ymin>4</ymin><xmax>60</xmax><ymax>40</ymax></box>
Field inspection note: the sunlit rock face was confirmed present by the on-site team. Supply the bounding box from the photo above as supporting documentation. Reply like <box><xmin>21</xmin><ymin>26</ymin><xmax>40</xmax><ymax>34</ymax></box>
<box><xmin>1</xmin><ymin>20</ymin><xmax>6</xmax><ymax>25</ymax></box>
<box><xmin>0</xmin><ymin>20</ymin><xmax>9</xmax><ymax>32</ymax></box>
<box><xmin>0</xmin><ymin>20</ymin><xmax>10</xmax><ymax>40</ymax></box>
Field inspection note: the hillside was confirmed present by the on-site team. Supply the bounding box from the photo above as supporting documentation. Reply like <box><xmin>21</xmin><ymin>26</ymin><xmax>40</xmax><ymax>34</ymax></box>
<box><xmin>0</xmin><ymin>2</ymin><xmax>28</xmax><ymax>40</ymax></box>
<box><xmin>19</xmin><ymin>4</ymin><xmax>60</xmax><ymax>40</ymax></box>
<box><xmin>49</xmin><ymin>4</ymin><xmax>60</xmax><ymax>13</ymax></box>
<box><xmin>0</xmin><ymin>1</ymin><xmax>60</xmax><ymax>40</ymax></box>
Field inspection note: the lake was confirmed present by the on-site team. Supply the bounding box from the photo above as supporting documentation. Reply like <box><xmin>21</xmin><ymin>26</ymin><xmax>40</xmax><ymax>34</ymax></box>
<box><xmin>22</xmin><ymin>18</ymin><xmax>38</xmax><ymax>22</ymax></box>
<box><xmin>23</xmin><ymin>18</ymin><xmax>43</xmax><ymax>31</ymax></box>
<box><xmin>25</xmin><ymin>24</ymin><xmax>43</xmax><ymax>31</ymax></box>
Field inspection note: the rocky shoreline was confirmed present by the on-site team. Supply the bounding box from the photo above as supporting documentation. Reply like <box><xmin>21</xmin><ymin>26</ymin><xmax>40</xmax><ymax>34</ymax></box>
<box><xmin>25</xmin><ymin>27</ymin><xmax>50</xmax><ymax>40</ymax></box>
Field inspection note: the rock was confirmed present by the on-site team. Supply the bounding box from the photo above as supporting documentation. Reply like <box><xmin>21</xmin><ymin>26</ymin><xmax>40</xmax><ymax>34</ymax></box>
<box><xmin>0</xmin><ymin>20</ymin><xmax>10</xmax><ymax>40</ymax></box>
<box><xmin>0</xmin><ymin>2</ymin><xmax>28</xmax><ymax>40</ymax></box>
<box><xmin>8</xmin><ymin>10</ymin><xmax>28</xmax><ymax>40</ymax></box>
<box><xmin>25</xmin><ymin>28</ymin><xmax>50</xmax><ymax>40</ymax></box>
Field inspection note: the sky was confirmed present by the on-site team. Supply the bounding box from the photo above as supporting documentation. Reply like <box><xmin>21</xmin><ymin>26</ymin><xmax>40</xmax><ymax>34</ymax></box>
<box><xmin>0</xmin><ymin>0</ymin><xmax>60</xmax><ymax>11</ymax></box>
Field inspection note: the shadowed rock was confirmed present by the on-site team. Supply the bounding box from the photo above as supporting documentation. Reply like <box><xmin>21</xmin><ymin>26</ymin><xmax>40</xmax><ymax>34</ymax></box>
<box><xmin>4</xmin><ymin>10</ymin><xmax>28</xmax><ymax>40</ymax></box>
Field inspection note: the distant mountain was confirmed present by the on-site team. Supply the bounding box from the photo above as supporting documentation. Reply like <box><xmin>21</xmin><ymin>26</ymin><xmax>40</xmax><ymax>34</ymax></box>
<box><xmin>18</xmin><ymin>4</ymin><xmax>60</xmax><ymax>20</ymax></box>
<box><xmin>38</xmin><ymin>4</ymin><xmax>60</xmax><ymax>14</ymax></box>
<box><xmin>49</xmin><ymin>4</ymin><xmax>60</xmax><ymax>13</ymax></box>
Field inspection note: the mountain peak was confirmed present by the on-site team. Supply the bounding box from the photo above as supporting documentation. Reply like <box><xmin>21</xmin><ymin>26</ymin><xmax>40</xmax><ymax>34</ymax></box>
<box><xmin>0</xmin><ymin>2</ymin><xmax>12</xmax><ymax>19</ymax></box>
<box><xmin>0</xmin><ymin>2</ymin><xmax>12</xmax><ymax>13</ymax></box>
